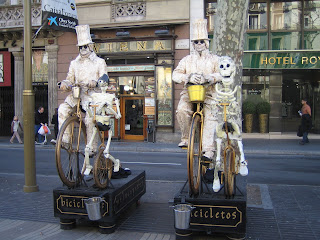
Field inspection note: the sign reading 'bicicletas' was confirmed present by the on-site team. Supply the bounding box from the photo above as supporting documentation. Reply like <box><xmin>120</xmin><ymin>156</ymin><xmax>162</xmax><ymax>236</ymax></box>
<box><xmin>243</xmin><ymin>51</ymin><xmax>320</xmax><ymax>69</ymax></box>
<box><xmin>41</xmin><ymin>0</ymin><xmax>78</xmax><ymax>32</ymax></box>
<box><xmin>190</xmin><ymin>205</ymin><xmax>243</xmax><ymax>228</ymax></box>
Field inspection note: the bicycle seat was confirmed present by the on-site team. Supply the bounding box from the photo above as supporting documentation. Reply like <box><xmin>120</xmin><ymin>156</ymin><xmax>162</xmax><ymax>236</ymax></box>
<box><xmin>222</xmin><ymin>122</ymin><xmax>235</xmax><ymax>133</ymax></box>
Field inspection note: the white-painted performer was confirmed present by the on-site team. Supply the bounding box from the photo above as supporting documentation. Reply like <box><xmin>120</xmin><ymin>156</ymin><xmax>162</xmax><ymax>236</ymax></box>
<box><xmin>58</xmin><ymin>25</ymin><xmax>108</xmax><ymax>169</ymax></box>
<box><xmin>172</xmin><ymin>19</ymin><xmax>222</xmax><ymax>160</ymax></box>
<box><xmin>212</xmin><ymin>56</ymin><xmax>248</xmax><ymax>192</ymax></box>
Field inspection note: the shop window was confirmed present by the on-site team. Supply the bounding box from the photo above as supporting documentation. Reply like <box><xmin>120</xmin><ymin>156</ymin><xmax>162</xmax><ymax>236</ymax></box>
<box><xmin>304</xmin><ymin>0</ymin><xmax>320</xmax><ymax>30</ymax></box>
<box><xmin>118</xmin><ymin>76</ymin><xmax>145</xmax><ymax>95</ymax></box>
<box><xmin>304</xmin><ymin>31</ymin><xmax>320</xmax><ymax>49</ymax></box>
<box><xmin>242</xmin><ymin>75</ymin><xmax>269</xmax><ymax>102</ymax></box>
<box><xmin>32</xmin><ymin>50</ymin><xmax>48</xmax><ymax>85</ymax></box>
<box><xmin>248</xmin><ymin>2</ymin><xmax>267</xmax><ymax>30</ymax></box>
<box><xmin>245</xmin><ymin>33</ymin><xmax>268</xmax><ymax>50</ymax></box>
<box><xmin>156</xmin><ymin>66</ymin><xmax>173</xmax><ymax>126</ymax></box>
<box><xmin>271</xmin><ymin>1</ymin><xmax>301</xmax><ymax>30</ymax></box>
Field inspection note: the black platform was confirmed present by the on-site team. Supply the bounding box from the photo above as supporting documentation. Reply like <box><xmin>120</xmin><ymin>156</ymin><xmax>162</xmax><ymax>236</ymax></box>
<box><xmin>174</xmin><ymin>174</ymin><xmax>247</xmax><ymax>239</ymax></box>
<box><xmin>53</xmin><ymin>170</ymin><xmax>146</xmax><ymax>233</ymax></box>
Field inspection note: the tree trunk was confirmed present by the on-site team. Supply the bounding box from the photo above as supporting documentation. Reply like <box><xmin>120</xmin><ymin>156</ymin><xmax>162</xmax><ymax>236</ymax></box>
<box><xmin>213</xmin><ymin>0</ymin><xmax>249</xmax><ymax>131</ymax></box>
<box><xmin>213</xmin><ymin>0</ymin><xmax>249</xmax><ymax>89</ymax></box>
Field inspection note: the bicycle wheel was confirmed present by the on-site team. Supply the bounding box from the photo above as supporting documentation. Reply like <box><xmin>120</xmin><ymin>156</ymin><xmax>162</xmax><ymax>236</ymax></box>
<box><xmin>187</xmin><ymin>114</ymin><xmax>203</xmax><ymax>195</ymax></box>
<box><xmin>56</xmin><ymin>116</ymin><xmax>87</xmax><ymax>188</ymax></box>
<box><xmin>93</xmin><ymin>148</ymin><xmax>113</xmax><ymax>189</ymax></box>
<box><xmin>224</xmin><ymin>147</ymin><xmax>236</xmax><ymax>197</ymax></box>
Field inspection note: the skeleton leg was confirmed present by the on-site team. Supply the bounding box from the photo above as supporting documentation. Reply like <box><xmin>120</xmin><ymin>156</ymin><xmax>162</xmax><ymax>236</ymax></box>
<box><xmin>212</xmin><ymin>163</ymin><xmax>221</xmax><ymax>192</ymax></box>
<box><xmin>83</xmin><ymin>127</ymin><xmax>98</xmax><ymax>175</ymax></box>
<box><xmin>237</xmin><ymin>140</ymin><xmax>248</xmax><ymax>176</ymax></box>
<box><xmin>103</xmin><ymin>129</ymin><xmax>120</xmax><ymax>172</ymax></box>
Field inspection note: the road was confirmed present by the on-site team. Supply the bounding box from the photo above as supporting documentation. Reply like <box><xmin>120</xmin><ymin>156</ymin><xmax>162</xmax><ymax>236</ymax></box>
<box><xmin>1</xmin><ymin>147</ymin><xmax>320</xmax><ymax>186</ymax></box>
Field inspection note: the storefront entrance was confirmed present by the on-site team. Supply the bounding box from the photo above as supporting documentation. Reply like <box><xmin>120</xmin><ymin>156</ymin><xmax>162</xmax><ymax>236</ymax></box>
<box><xmin>120</xmin><ymin>96</ymin><xmax>145</xmax><ymax>140</ymax></box>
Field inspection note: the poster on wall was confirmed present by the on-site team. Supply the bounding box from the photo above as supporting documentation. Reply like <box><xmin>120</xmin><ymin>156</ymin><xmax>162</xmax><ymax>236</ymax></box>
<box><xmin>41</xmin><ymin>0</ymin><xmax>78</xmax><ymax>32</ymax></box>
<box><xmin>0</xmin><ymin>52</ymin><xmax>11</xmax><ymax>87</ymax></box>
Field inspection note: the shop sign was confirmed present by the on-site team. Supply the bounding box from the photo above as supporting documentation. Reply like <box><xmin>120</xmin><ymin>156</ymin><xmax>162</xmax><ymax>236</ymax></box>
<box><xmin>41</xmin><ymin>0</ymin><xmax>78</xmax><ymax>32</ymax></box>
<box><xmin>96</xmin><ymin>40</ymin><xmax>172</xmax><ymax>54</ymax></box>
<box><xmin>107</xmin><ymin>65</ymin><xmax>155</xmax><ymax>72</ymax></box>
<box><xmin>243</xmin><ymin>51</ymin><xmax>320</xmax><ymax>69</ymax></box>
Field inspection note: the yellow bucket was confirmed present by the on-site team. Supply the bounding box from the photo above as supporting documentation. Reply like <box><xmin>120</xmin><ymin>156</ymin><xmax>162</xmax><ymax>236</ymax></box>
<box><xmin>187</xmin><ymin>85</ymin><xmax>205</xmax><ymax>102</ymax></box>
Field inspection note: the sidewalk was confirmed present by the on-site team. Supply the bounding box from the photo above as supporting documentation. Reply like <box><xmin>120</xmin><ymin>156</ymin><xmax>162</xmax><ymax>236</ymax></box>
<box><xmin>0</xmin><ymin>133</ymin><xmax>319</xmax><ymax>239</ymax></box>
<box><xmin>2</xmin><ymin>132</ymin><xmax>320</xmax><ymax>156</ymax></box>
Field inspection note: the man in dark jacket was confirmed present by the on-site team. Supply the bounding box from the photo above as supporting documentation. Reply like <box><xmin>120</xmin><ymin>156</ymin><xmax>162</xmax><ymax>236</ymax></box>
<box><xmin>35</xmin><ymin>106</ymin><xmax>46</xmax><ymax>143</ymax></box>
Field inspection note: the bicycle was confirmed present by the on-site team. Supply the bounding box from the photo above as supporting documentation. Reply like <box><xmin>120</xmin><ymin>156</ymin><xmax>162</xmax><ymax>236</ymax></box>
<box><xmin>186</xmin><ymin>84</ymin><xmax>206</xmax><ymax>195</ymax></box>
<box><xmin>55</xmin><ymin>83</ymin><xmax>121</xmax><ymax>189</ymax></box>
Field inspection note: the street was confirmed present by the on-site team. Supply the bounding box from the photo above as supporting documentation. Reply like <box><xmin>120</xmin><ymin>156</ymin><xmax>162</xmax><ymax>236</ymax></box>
<box><xmin>0</xmin><ymin>147</ymin><xmax>320</xmax><ymax>186</ymax></box>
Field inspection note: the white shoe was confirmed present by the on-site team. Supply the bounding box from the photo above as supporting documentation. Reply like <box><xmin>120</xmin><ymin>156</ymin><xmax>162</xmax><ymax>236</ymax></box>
<box><xmin>50</xmin><ymin>139</ymin><xmax>56</xmax><ymax>145</ymax></box>
<box><xmin>178</xmin><ymin>141</ymin><xmax>188</xmax><ymax>148</ymax></box>
<box><xmin>239</xmin><ymin>161</ymin><xmax>248</xmax><ymax>176</ymax></box>
<box><xmin>212</xmin><ymin>178</ymin><xmax>221</xmax><ymax>192</ymax></box>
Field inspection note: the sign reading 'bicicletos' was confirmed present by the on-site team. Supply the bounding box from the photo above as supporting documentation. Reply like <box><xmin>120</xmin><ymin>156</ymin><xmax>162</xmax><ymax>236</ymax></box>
<box><xmin>41</xmin><ymin>0</ymin><xmax>78</xmax><ymax>32</ymax></box>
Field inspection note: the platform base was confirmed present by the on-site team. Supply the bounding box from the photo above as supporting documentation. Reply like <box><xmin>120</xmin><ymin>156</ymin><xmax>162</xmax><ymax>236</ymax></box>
<box><xmin>53</xmin><ymin>170</ymin><xmax>146</xmax><ymax>233</ymax></box>
<box><xmin>173</xmin><ymin>175</ymin><xmax>247</xmax><ymax>237</ymax></box>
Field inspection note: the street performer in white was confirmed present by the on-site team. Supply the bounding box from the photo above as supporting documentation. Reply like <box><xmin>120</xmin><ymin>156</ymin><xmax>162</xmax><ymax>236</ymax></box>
<box><xmin>58</xmin><ymin>25</ymin><xmax>108</xmax><ymax>173</ymax></box>
<box><xmin>172</xmin><ymin>19</ymin><xmax>222</xmax><ymax>161</ymax></box>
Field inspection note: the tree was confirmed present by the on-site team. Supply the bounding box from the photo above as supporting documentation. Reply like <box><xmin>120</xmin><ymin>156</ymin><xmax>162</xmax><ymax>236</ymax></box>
<box><xmin>213</xmin><ymin>0</ymin><xmax>249</xmax><ymax>90</ymax></box>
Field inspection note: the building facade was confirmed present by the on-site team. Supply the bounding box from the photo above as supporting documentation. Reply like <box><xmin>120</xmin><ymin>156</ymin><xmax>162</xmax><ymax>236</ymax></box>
<box><xmin>207</xmin><ymin>0</ymin><xmax>320</xmax><ymax>133</ymax></box>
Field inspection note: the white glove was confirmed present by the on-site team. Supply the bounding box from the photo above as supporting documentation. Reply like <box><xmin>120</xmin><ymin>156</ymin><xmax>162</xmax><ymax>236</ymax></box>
<box><xmin>188</xmin><ymin>73</ymin><xmax>204</xmax><ymax>84</ymax></box>
<box><xmin>87</xmin><ymin>80</ymin><xmax>97</xmax><ymax>88</ymax></box>
<box><xmin>58</xmin><ymin>81</ymin><xmax>71</xmax><ymax>91</ymax></box>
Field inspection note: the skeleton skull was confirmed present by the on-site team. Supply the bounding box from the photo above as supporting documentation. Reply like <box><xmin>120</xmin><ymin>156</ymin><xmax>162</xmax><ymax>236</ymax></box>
<box><xmin>219</xmin><ymin>56</ymin><xmax>236</xmax><ymax>86</ymax></box>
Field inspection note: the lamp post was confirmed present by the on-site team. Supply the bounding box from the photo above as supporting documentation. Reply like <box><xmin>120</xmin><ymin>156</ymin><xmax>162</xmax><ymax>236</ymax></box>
<box><xmin>23</xmin><ymin>0</ymin><xmax>38</xmax><ymax>192</ymax></box>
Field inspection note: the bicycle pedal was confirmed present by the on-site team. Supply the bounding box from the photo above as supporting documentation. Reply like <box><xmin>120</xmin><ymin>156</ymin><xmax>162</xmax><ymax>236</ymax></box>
<box><xmin>181</xmin><ymin>146</ymin><xmax>188</xmax><ymax>150</ymax></box>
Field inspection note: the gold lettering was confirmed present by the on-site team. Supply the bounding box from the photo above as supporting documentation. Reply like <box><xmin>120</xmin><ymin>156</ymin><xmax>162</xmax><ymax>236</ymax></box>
<box><xmin>61</xmin><ymin>198</ymin><xmax>65</xmax><ymax>207</ymax></box>
<box><xmin>226</xmin><ymin>212</ymin><xmax>231</xmax><ymax>219</ymax></box>
<box><xmin>77</xmin><ymin>201</ymin><xmax>80</xmax><ymax>208</ymax></box>
<box><xmin>276</xmin><ymin>57</ymin><xmax>282</xmax><ymax>64</ymax></box>
<box><xmin>261</xmin><ymin>57</ymin><xmax>268</xmax><ymax>65</ymax></box>
<box><xmin>137</xmin><ymin>41</ymin><xmax>147</xmax><ymax>51</ymax></box>
<box><xmin>200</xmin><ymin>209</ymin><xmax>203</xmax><ymax>218</ymax></box>
<box><xmin>283</xmin><ymin>57</ymin><xmax>289</xmax><ymax>64</ymax></box>
<box><xmin>106</xmin><ymin>43</ymin><xmax>113</xmax><ymax>52</ymax></box>
<box><xmin>194</xmin><ymin>210</ymin><xmax>198</xmax><ymax>217</ymax></box>
<box><xmin>302</xmin><ymin>57</ymin><xmax>308</xmax><ymax>64</ymax></box>
<box><xmin>120</xmin><ymin>42</ymin><xmax>128</xmax><ymax>51</ymax></box>
<box><xmin>269</xmin><ymin>57</ymin><xmax>276</xmax><ymax>65</ymax></box>
<box><xmin>221</xmin><ymin>211</ymin><xmax>225</xmax><ymax>219</ymax></box>
<box><xmin>310</xmin><ymin>56</ymin><xmax>317</xmax><ymax>64</ymax></box>
<box><xmin>154</xmin><ymin>41</ymin><xmax>165</xmax><ymax>50</ymax></box>
<box><xmin>232</xmin><ymin>211</ymin><xmax>237</xmax><ymax>219</ymax></box>
<box><xmin>215</xmin><ymin>212</ymin><xmax>219</xmax><ymax>218</ymax></box>
<box><xmin>210</xmin><ymin>208</ymin><xmax>213</xmax><ymax>218</ymax></box>
<box><xmin>204</xmin><ymin>210</ymin><xmax>209</xmax><ymax>218</ymax></box>
<box><xmin>290</xmin><ymin>57</ymin><xmax>296</xmax><ymax>64</ymax></box>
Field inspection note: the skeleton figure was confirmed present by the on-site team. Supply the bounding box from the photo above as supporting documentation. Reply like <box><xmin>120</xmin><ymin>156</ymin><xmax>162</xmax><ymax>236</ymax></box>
<box><xmin>172</xmin><ymin>19</ymin><xmax>222</xmax><ymax>160</ymax></box>
<box><xmin>212</xmin><ymin>56</ymin><xmax>248</xmax><ymax>192</ymax></box>
<box><xmin>58</xmin><ymin>25</ymin><xmax>108</xmax><ymax>160</ymax></box>
<box><xmin>83</xmin><ymin>77</ymin><xmax>122</xmax><ymax>175</ymax></box>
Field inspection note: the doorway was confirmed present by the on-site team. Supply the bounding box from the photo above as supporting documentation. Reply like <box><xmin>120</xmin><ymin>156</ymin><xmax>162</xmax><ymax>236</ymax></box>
<box><xmin>121</xmin><ymin>96</ymin><xmax>145</xmax><ymax>140</ymax></box>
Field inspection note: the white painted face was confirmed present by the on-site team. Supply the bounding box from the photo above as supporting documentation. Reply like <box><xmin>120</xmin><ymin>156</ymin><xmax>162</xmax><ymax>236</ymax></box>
<box><xmin>79</xmin><ymin>44</ymin><xmax>93</xmax><ymax>58</ymax></box>
<box><xmin>219</xmin><ymin>56</ymin><xmax>236</xmax><ymax>86</ymax></box>
<box><xmin>193</xmin><ymin>39</ymin><xmax>207</xmax><ymax>53</ymax></box>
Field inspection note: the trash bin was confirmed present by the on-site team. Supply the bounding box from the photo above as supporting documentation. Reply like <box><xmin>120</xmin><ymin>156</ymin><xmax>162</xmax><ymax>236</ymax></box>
<box><xmin>84</xmin><ymin>197</ymin><xmax>103</xmax><ymax>220</ymax></box>
<box><xmin>173</xmin><ymin>204</ymin><xmax>195</xmax><ymax>230</ymax></box>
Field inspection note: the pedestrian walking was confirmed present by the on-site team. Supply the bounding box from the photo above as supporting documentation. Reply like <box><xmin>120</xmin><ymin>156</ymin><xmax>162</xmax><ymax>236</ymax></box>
<box><xmin>35</xmin><ymin>106</ymin><xmax>47</xmax><ymax>143</ymax></box>
<box><xmin>298</xmin><ymin>98</ymin><xmax>312</xmax><ymax>145</ymax></box>
<box><xmin>10</xmin><ymin>116</ymin><xmax>23</xmax><ymax>144</ymax></box>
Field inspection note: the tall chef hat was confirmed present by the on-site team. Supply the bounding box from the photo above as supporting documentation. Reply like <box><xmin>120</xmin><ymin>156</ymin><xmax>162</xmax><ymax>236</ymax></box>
<box><xmin>75</xmin><ymin>25</ymin><xmax>93</xmax><ymax>46</ymax></box>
